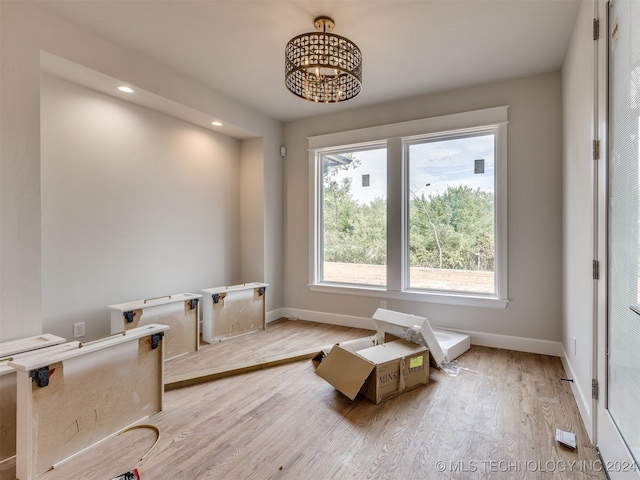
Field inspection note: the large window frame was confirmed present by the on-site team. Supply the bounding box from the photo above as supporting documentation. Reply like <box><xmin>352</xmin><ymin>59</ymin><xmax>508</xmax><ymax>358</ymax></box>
<box><xmin>309</xmin><ymin>106</ymin><xmax>509</xmax><ymax>309</ymax></box>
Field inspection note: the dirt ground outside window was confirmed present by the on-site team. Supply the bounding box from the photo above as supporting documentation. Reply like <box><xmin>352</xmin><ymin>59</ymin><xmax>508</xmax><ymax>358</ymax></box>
<box><xmin>323</xmin><ymin>262</ymin><xmax>494</xmax><ymax>293</ymax></box>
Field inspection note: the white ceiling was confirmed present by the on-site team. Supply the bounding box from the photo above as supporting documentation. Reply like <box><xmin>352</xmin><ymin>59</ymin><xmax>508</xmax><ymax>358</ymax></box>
<box><xmin>34</xmin><ymin>0</ymin><xmax>581</xmax><ymax>124</ymax></box>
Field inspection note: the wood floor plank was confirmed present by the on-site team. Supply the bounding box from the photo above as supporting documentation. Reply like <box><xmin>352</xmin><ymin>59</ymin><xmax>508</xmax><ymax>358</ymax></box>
<box><xmin>0</xmin><ymin>321</ymin><xmax>606</xmax><ymax>480</ymax></box>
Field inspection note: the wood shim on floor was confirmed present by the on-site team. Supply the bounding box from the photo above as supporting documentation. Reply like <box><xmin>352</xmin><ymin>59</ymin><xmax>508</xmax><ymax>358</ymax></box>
<box><xmin>164</xmin><ymin>344</ymin><xmax>332</xmax><ymax>390</ymax></box>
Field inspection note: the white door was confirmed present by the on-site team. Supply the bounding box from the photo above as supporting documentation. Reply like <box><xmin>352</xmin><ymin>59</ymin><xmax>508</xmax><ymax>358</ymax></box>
<box><xmin>597</xmin><ymin>1</ymin><xmax>640</xmax><ymax>477</ymax></box>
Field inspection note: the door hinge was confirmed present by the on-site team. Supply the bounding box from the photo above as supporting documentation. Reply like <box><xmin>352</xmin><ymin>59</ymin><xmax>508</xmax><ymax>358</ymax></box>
<box><xmin>592</xmin><ymin>378</ymin><xmax>599</xmax><ymax>399</ymax></box>
<box><xmin>593</xmin><ymin>260</ymin><xmax>600</xmax><ymax>280</ymax></box>
<box><xmin>593</xmin><ymin>18</ymin><xmax>600</xmax><ymax>40</ymax></box>
<box><xmin>593</xmin><ymin>139</ymin><xmax>600</xmax><ymax>160</ymax></box>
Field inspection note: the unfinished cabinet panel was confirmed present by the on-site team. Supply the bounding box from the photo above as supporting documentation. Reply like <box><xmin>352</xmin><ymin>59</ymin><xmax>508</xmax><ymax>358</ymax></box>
<box><xmin>0</xmin><ymin>367</ymin><xmax>18</xmax><ymax>464</ymax></box>
<box><xmin>109</xmin><ymin>293</ymin><xmax>201</xmax><ymax>361</ymax></box>
<box><xmin>0</xmin><ymin>335</ymin><xmax>66</xmax><ymax>359</ymax></box>
<box><xmin>201</xmin><ymin>283</ymin><xmax>268</xmax><ymax>343</ymax></box>
<box><xmin>9</xmin><ymin>324</ymin><xmax>169</xmax><ymax>480</ymax></box>
<box><xmin>0</xmin><ymin>335</ymin><xmax>67</xmax><ymax>463</ymax></box>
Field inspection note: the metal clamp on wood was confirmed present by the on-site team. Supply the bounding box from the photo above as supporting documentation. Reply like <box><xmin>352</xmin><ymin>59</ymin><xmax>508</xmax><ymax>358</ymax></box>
<box><xmin>257</xmin><ymin>287</ymin><xmax>266</xmax><ymax>296</ymax></box>
<box><xmin>30</xmin><ymin>366</ymin><xmax>51</xmax><ymax>388</ymax></box>
<box><xmin>123</xmin><ymin>311</ymin><xmax>135</xmax><ymax>323</ymax></box>
<box><xmin>150</xmin><ymin>332</ymin><xmax>164</xmax><ymax>350</ymax></box>
<box><xmin>188</xmin><ymin>298</ymin><xmax>199</xmax><ymax>310</ymax></box>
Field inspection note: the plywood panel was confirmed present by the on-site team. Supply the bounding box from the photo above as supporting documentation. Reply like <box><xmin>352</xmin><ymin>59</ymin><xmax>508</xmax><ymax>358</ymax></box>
<box><xmin>0</xmin><ymin>372</ymin><xmax>17</xmax><ymax>463</ymax></box>
<box><xmin>0</xmin><ymin>335</ymin><xmax>66</xmax><ymax>358</ymax></box>
<box><xmin>201</xmin><ymin>283</ymin><xmax>267</xmax><ymax>343</ymax></box>
<box><xmin>109</xmin><ymin>294</ymin><xmax>200</xmax><ymax>361</ymax></box>
<box><xmin>10</xmin><ymin>325</ymin><xmax>167</xmax><ymax>480</ymax></box>
<box><xmin>0</xmin><ymin>336</ymin><xmax>68</xmax><ymax>464</ymax></box>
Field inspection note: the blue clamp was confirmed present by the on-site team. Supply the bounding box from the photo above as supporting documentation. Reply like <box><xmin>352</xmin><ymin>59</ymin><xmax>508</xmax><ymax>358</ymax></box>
<box><xmin>188</xmin><ymin>298</ymin><xmax>199</xmax><ymax>310</ymax></box>
<box><xmin>30</xmin><ymin>366</ymin><xmax>51</xmax><ymax>388</ymax></box>
<box><xmin>150</xmin><ymin>332</ymin><xmax>164</xmax><ymax>349</ymax></box>
<box><xmin>123</xmin><ymin>311</ymin><xmax>135</xmax><ymax>323</ymax></box>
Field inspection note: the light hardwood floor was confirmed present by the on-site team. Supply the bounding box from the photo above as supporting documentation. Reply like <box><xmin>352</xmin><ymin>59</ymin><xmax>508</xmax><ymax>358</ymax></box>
<box><xmin>0</xmin><ymin>320</ymin><xmax>606</xmax><ymax>480</ymax></box>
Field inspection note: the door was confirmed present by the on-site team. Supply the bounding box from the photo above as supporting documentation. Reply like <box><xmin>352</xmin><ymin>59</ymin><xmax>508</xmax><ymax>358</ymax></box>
<box><xmin>597</xmin><ymin>1</ymin><xmax>640</xmax><ymax>477</ymax></box>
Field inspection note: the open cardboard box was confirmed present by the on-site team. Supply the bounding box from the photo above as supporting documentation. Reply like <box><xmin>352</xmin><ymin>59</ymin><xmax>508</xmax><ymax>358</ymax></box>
<box><xmin>315</xmin><ymin>309</ymin><xmax>433</xmax><ymax>404</ymax></box>
<box><xmin>370</xmin><ymin>308</ymin><xmax>445</xmax><ymax>367</ymax></box>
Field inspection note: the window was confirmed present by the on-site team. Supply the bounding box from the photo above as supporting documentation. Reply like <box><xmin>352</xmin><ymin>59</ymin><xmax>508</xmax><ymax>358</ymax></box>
<box><xmin>406</xmin><ymin>130</ymin><xmax>496</xmax><ymax>295</ymax></box>
<box><xmin>320</xmin><ymin>145</ymin><xmax>387</xmax><ymax>286</ymax></box>
<box><xmin>309</xmin><ymin>107</ymin><xmax>508</xmax><ymax>308</ymax></box>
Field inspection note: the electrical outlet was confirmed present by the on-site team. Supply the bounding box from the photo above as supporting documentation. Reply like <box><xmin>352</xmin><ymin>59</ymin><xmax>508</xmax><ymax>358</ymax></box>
<box><xmin>73</xmin><ymin>322</ymin><xmax>86</xmax><ymax>338</ymax></box>
<box><xmin>380</xmin><ymin>300</ymin><xmax>387</xmax><ymax>309</ymax></box>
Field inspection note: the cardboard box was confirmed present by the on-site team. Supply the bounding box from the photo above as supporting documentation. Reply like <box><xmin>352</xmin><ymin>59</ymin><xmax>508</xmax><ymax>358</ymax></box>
<box><xmin>358</xmin><ymin>339</ymin><xmax>430</xmax><ymax>403</ymax></box>
<box><xmin>316</xmin><ymin>335</ymin><xmax>429</xmax><ymax>404</ymax></box>
<box><xmin>371</xmin><ymin>308</ymin><xmax>445</xmax><ymax>367</ymax></box>
<box><xmin>374</xmin><ymin>310</ymin><xmax>471</xmax><ymax>363</ymax></box>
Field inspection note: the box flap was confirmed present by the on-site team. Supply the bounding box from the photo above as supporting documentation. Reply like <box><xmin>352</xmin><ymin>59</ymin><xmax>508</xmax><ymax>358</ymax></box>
<box><xmin>356</xmin><ymin>339</ymin><xmax>426</xmax><ymax>364</ymax></box>
<box><xmin>335</xmin><ymin>336</ymin><xmax>378</xmax><ymax>354</ymax></box>
<box><xmin>316</xmin><ymin>344</ymin><xmax>376</xmax><ymax>400</ymax></box>
<box><xmin>372</xmin><ymin>308</ymin><xmax>445</xmax><ymax>367</ymax></box>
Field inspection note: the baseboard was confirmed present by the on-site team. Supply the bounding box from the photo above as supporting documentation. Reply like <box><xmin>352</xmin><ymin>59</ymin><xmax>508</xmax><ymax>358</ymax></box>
<box><xmin>266</xmin><ymin>307</ymin><xmax>286</xmax><ymax>324</ymax></box>
<box><xmin>277</xmin><ymin>307</ymin><xmax>564</xmax><ymax>357</ymax></box>
<box><xmin>281</xmin><ymin>308</ymin><xmax>376</xmax><ymax>330</ymax></box>
<box><xmin>560</xmin><ymin>347</ymin><xmax>593</xmax><ymax>441</ymax></box>
<box><xmin>451</xmin><ymin>328</ymin><xmax>564</xmax><ymax>357</ymax></box>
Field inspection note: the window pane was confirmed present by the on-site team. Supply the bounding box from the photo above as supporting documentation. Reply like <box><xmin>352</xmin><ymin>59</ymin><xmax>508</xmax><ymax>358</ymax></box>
<box><xmin>321</xmin><ymin>147</ymin><xmax>387</xmax><ymax>286</ymax></box>
<box><xmin>408</xmin><ymin>134</ymin><xmax>495</xmax><ymax>294</ymax></box>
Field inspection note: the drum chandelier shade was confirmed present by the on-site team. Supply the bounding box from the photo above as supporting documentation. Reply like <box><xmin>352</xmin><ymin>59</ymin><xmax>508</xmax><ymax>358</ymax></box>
<box><xmin>285</xmin><ymin>16</ymin><xmax>362</xmax><ymax>103</ymax></box>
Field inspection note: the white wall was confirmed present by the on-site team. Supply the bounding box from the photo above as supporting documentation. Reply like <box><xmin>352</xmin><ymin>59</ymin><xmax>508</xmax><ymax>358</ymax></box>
<box><xmin>561</xmin><ymin>0</ymin><xmax>595</xmax><ymax>438</ymax></box>
<box><xmin>0</xmin><ymin>1</ymin><xmax>42</xmax><ymax>341</ymax></box>
<box><xmin>283</xmin><ymin>72</ymin><xmax>564</xmax><ymax>347</ymax></box>
<box><xmin>40</xmin><ymin>74</ymin><xmax>242</xmax><ymax>340</ymax></box>
<box><xmin>240</xmin><ymin>138</ymin><xmax>265</xmax><ymax>283</ymax></box>
<box><xmin>0</xmin><ymin>1</ymin><xmax>283</xmax><ymax>342</ymax></box>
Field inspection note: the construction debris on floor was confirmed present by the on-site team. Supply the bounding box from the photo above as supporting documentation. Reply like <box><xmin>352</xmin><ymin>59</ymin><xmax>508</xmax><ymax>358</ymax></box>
<box><xmin>315</xmin><ymin>308</ymin><xmax>471</xmax><ymax>402</ymax></box>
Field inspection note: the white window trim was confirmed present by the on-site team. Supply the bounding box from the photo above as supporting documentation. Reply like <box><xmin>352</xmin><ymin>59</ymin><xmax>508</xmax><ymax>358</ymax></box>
<box><xmin>308</xmin><ymin>106</ymin><xmax>509</xmax><ymax>309</ymax></box>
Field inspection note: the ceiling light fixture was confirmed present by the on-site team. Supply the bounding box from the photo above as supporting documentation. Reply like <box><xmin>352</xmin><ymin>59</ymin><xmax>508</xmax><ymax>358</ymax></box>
<box><xmin>211</xmin><ymin>121</ymin><xmax>223</xmax><ymax>127</ymax></box>
<box><xmin>117</xmin><ymin>86</ymin><xmax>134</xmax><ymax>93</ymax></box>
<box><xmin>285</xmin><ymin>16</ymin><xmax>362</xmax><ymax>104</ymax></box>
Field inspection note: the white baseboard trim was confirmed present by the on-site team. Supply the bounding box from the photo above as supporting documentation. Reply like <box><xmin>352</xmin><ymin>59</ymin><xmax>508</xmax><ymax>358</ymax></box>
<box><xmin>451</xmin><ymin>328</ymin><xmax>564</xmax><ymax>357</ymax></box>
<box><xmin>279</xmin><ymin>308</ymin><xmax>376</xmax><ymax>330</ymax></box>
<box><xmin>266</xmin><ymin>308</ymin><xmax>287</xmax><ymax>324</ymax></box>
<box><xmin>275</xmin><ymin>307</ymin><xmax>564</xmax><ymax>357</ymax></box>
<box><xmin>560</xmin><ymin>347</ymin><xmax>593</xmax><ymax>441</ymax></box>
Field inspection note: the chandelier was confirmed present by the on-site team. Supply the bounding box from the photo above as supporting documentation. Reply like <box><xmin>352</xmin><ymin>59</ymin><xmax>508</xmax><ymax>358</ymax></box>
<box><xmin>285</xmin><ymin>16</ymin><xmax>362</xmax><ymax>103</ymax></box>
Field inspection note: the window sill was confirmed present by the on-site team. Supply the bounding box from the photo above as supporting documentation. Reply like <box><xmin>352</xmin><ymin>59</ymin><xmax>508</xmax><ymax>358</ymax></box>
<box><xmin>308</xmin><ymin>283</ymin><xmax>509</xmax><ymax>309</ymax></box>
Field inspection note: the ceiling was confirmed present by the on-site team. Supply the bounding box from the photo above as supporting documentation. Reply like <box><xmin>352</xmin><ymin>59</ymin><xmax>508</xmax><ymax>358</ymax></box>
<box><xmin>34</xmin><ymin>0</ymin><xmax>581</xmax><ymax>124</ymax></box>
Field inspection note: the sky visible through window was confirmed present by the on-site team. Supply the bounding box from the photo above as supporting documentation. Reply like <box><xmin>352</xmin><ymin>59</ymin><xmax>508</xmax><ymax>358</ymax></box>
<box><xmin>331</xmin><ymin>135</ymin><xmax>495</xmax><ymax>205</ymax></box>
